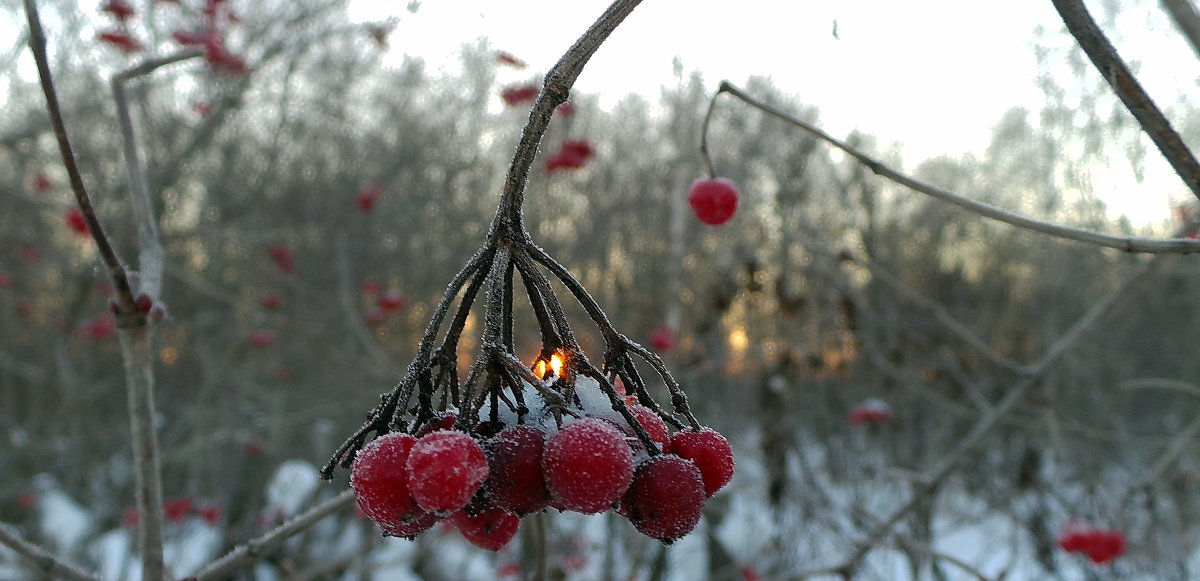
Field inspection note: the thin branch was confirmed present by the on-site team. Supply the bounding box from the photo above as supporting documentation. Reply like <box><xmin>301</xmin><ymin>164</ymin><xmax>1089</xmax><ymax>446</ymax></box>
<box><xmin>491</xmin><ymin>0</ymin><xmax>643</xmax><ymax>233</ymax></box>
<box><xmin>0</xmin><ymin>523</ymin><xmax>100</xmax><ymax>581</ymax></box>
<box><xmin>112</xmin><ymin>49</ymin><xmax>202</xmax><ymax>299</ymax></box>
<box><xmin>23</xmin><ymin>0</ymin><xmax>138</xmax><ymax>315</ymax></box>
<box><xmin>192</xmin><ymin>490</ymin><xmax>355</xmax><ymax>581</ymax></box>
<box><xmin>1053</xmin><ymin>0</ymin><xmax>1200</xmax><ymax>202</ymax></box>
<box><xmin>714</xmin><ymin>81</ymin><xmax>1200</xmax><ymax>254</ymax></box>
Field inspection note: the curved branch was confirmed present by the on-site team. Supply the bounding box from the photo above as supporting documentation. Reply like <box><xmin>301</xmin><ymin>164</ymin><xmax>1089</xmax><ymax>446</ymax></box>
<box><xmin>0</xmin><ymin>524</ymin><xmax>99</xmax><ymax>581</ymax></box>
<box><xmin>715</xmin><ymin>81</ymin><xmax>1200</xmax><ymax>254</ymax></box>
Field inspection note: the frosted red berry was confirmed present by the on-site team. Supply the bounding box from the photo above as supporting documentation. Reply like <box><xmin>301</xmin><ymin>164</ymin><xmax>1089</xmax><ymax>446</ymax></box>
<box><xmin>485</xmin><ymin>425</ymin><xmax>551</xmax><ymax>515</ymax></box>
<box><xmin>627</xmin><ymin>406</ymin><xmax>669</xmax><ymax>452</ymax></box>
<box><xmin>449</xmin><ymin>506</ymin><xmax>520</xmax><ymax>551</ymax></box>
<box><xmin>668</xmin><ymin>428</ymin><xmax>734</xmax><ymax>497</ymax></box>
<box><xmin>687</xmin><ymin>178</ymin><xmax>739</xmax><ymax>225</ymax></box>
<box><xmin>622</xmin><ymin>455</ymin><xmax>706</xmax><ymax>543</ymax></box>
<box><xmin>543</xmin><ymin>418</ymin><xmax>634</xmax><ymax>514</ymax></box>
<box><xmin>406</xmin><ymin>430</ymin><xmax>489</xmax><ymax>515</ymax></box>
<box><xmin>351</xmin><ymin>432</ymin><xmax>427</xmax><ymax>532</ymax></box>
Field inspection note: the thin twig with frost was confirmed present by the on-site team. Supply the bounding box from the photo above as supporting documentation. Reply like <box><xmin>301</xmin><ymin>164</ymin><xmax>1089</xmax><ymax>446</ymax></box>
<box><xmin>711</xmin><ymin>81</ymin><xmax>1200</xmax><ymax>254</ymax></box>
<box><xmin>0</xmin><ymin>524</ymin><xmax>100</xmax><ymax>581</ymax></box>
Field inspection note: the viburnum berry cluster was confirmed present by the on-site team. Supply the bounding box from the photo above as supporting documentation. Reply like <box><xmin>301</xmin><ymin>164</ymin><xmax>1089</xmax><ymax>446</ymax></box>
<box><xmin>1058</xmin><ymin>525</ymin><xmax>1126</xmax><ymax>564</ymax></box>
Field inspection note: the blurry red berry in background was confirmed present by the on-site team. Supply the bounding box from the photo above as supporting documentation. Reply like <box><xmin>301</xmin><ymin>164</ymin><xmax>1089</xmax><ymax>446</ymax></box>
<box><xmin>198</xmin><ymin>504</ymin><xmax>223</xmax><ymax>525</ymax></box>
<box><xmin>649</xmin><ymin>325</ymin><xmax>675</xmax><ymax>352</ymax></box>
<box><xmin>848</xmin><ymin>399</ymin><xmax>895</xmax><ymax>425</ymax></box>
<box><xmin>361</xmin><ymin>280</ymin><xmax>381</xmax><ymax>296</ymax></box>
<box><xmin>364</xmin><ymin>308</ymin><xmax>388</xmax><ymax>326</ymax></box>
<box><xmin>0</xmin><ymin>273</ymin><xmax>10</xmax><ymax>288</ymax></box>
<box><xmin>162</xmin><ymin>498</ymin><xmax>193</xmax><ymax>523</ymax></box>
<box><xmin>268</xmin><ymin>246</ymin><xmax>293</xmax><ymax>275</ymax></box>
<box><xmin>495</xmin><ymin>51</ymin><xmax>526</xmax><ymax>68</ymax></box>
<box><xmin>377</xmin><ymin>293</ymin><xmax>405</xmax><ymax>312</ymax></box>
<box><xmin>65</xmin><ymin>207</ymin><xmax>89</xmax><ymax>235</ymax></box>
<box><xmin>98</xmin><ymin>30</ymin><xmax>143</xmax><ymax>53</ymax></box>
<box><xmin>561</xmin><ymin>139</ymin><xmax>594</xmax><ymax>160</ymax></box>
<box><xmin>15</xmin><ymin>301</ymin><xmax>34</xmax><ymax>318</ymax></box>
<box><xmin>258</xmin><ymin>292</ymin><xmax>282</xmax><ymax>310</ymax></box>
<box><xmin>556</xmin><ymin>101</ymin><xmax>576</xmax><ymax>116</ymax></box>
<box><xmin>357</xmin><ymin>183</ymin><xmax>385</xmax><ymax>212</ymax></box>
<box><xmin>545</xmin><ymin>151</ymin><xmax>585</xmax><ymax>173</ymax></box>
<box><xmin>100</xmin><ymin>0</ymin><xmax>135</xmax><ymax>21</ymax></box>
<box><xmin>501</xmin><ymin>84</ymin><xmax>539</xmax><ymax>107</ymax></box>
<box><xmin>79</xmin><ymin>316</ymin><xmax>116</xmax><ymax>340</ymax></box>
<box><xmin>248</xmin><ymin>330</ymin><xmax>277</xmax><ymax>347</ymax></box>
<box><xmin>32</xmin><ymin>173</ymin><xmax>52</xmax><ymax>193</ymax></box>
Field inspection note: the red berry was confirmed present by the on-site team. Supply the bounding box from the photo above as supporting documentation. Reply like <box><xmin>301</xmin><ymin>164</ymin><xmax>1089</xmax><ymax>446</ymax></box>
<box><xmin>556</xmin><ymin>102</ymin><xmax>577</xmax><ymax>116</ymax></box>
<box><xmin>543</xmin><ymin>418</ymin><xmax>634</xmax><ymax>514</ymax></box>
<box><xmin>377</xmin><ymin>293</ymin><xmax>405</xmax><ymax>312</ymax></box>
<box><xmin>687</xmin><ymin>178</ymin><xmax>739</xmax><ymax>225</ymax></box>
<box><xmin>364</xmin><ymin>308</ymin><xmax>388</xmax><ymax>326</ymax></box>
<box><xmin>64</xmin><ymin>207</ymin><xmax>89</xmax><ymax>235</ymax></box>
<box><xmin>485</xmin><ymin>425</ymin><xmax>551</xmax><ymax>515</ymax></box>
<box><xmin>0</xmin><ymin>273</ymin><xmax>11</xmax><ymax>288</ymax></box>
<box><xmin>356</xmin><ymin>183</ymin><xmax>384</xmax><ymax>211</ymax></box>
<box><xmin>135</xmin><ymin>293</ymin><xmax>154</xmax><ymax>315</ymax></box>
<box><xmin>406</xmin><ymin>430</ymin><xmax>489</xmax><ymax>515</ymax></box>
<box><xmin>501</xmin><ymin>84</ymin><xmax>539</xmax><ymax>107</ymax></box>
<box><xmin>258</xmin><ymin>292</ymin><xmax>282</xmax><ymax>310</ymax></box>
<box><xmin>100</xmin><ymin>0</ymin><xmax>136</xmax><ymax>21</ymax></box>
<box><xmin>351</xmin><ymin>432</ymin><xmax>429</xmax><ymax>533</ymax></box>
<box><xmin>414</xmin><ymin>412</ymin><xmax>458</xmax><ymax>438</ymax></box>
<box><xmin>848</xmin><ymin>399</ymin><xmax>894</xmax><ymax>425</ymax></box>
<box><xmin>668</xmin><ymin>428</ymin><xmax>734</xmax><ymax>497</ymax></box>
<box><xmin>247</xmin><ymin>330</ymin><xmax>277</xmax><ymax>347</ymax></box>
<box><xmin>197</xmin><ymin>505</ymin><xmax>223</xmax><ymax>525</ymax></box>
<box><xmin>32</xmin><ymin>174</ymin><xmax>52</xmax><ymax>193</ymax></box>
<box><xmin>622</xmin><ymin>455</ymin><xmax>706</xmax><ymax>543</ymax></box>
<box><xmin>495</xmin><ymin>51</ymin><xmax>526</xmax><ymax>68</ymax></box>
<box><xmin>268</xmin><ymin>245</ymin><xmax>293</xmax><ymax>275</ymax></box>
<box><xmin>449</xmin><ymin>506</ymin><xmax>520</xmax><ymax>551</ymax></box>
<box><xmin>79</xmin><ymin>316</ymin><xmax>116</xmax><ymax>340</ymax></box>
<box><xmin>545</xmin><ymin>150</ymin><xmax>586</xmax><ymax>173</ymax></box>
<box><xmin>1086</xmin><ymin>530</ymin><xmax>1125</xmax><ymax>564</ymax></box>
<box><xmin>626</xmin><ymin>406</ymin><xmax>670</xmax><ymax>452</ymax></box>
<box><xmin>97</xmin><ymin>30</ymin><xmax>143</xmax><ymax>53</ymax></box>
<box><xmin>561</xmin><ymin>139</ymin><xmax>594</xmax><ymax>160</ymax></box>
<box><xmin>162</xmin><ymin>498</ymin><xmax>193</xmax><ymax>523</ymax></box>
<box><xmin>649</xmin><ymin>326</ymin><xmax>675</xmax><ymax>352</ymax></box>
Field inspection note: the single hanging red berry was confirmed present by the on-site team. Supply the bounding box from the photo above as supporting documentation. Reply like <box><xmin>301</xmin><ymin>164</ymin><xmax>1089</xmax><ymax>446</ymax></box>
<box><xmin>687</xmin><ymin>178</ymin><xmax>739</xmax><ymax>225</ymax></box>
<box><xmin>622</xmin><ymin>455</ymin><xmax>706</xmax><ymax>543</ymax></box>
<box><xmin>485</xmin><ymin>425</ymin><xmax>551</xmax><ymax>515</ymax></box>
<box><xmin>450</xmin><ymin>505</ymin><xmax>521</xmax><ymax>551</ymax></box>
<box><xmin>668</xmin><ymin>427</ymin><xmax>734</xmax><ymax>497</ymax></box>
<box><xmin>405</xmin><ymin>430</ymin><xmax>489</xmax><ymax>515</ymax></box>
<box><xmin>543</xmin><ymin>418</ymin><xmax>634</xmax><ymax>514</ymax></box>
<box><xmin>350</xmin><ymin>432</ymin><xmax>433</xmax><ymax>535</ymax></box>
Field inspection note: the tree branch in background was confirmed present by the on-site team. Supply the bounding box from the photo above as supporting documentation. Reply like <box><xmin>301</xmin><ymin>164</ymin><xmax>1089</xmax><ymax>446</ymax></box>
<box><xmin>712</xmin><ymin>82</ymin><xmax>1200</xmax><ymax>254</ymax></box>
<box><xmin>1160</xmin><ymin>0</ymin><xmax>1200</xmax><ymax>60</ymax></box>
<box><xmin>192</xmin><ymin>490</ymin><xmax>355</xmax><ymax>581</ymax></box>
<box><xmin>1052</xmin><ymin>0</ymin><xmax>1200</xmax><ymax>202</ymax></box>
<box><xmin>0</xmin><ymin>524</ymin><xmax>100</xmax><ymax>581</ymax></box>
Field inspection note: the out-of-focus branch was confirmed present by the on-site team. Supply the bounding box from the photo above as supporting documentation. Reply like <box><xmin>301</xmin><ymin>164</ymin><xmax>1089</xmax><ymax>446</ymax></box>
<box><xmin>192</xmin><ymin>490</ymin><xmax>354</xmax><ymax>581</ymax></box>
<box><xmin>1053</xmin><ymin>0</ymin><xmax>1200</xmax><ymax>202</ymax></box>
<box><xmin>112</xmin><ymin>48</ymin><xmax>203</xmax><ymax>299</ymax></box>
<box><xmin>1161</xmin><ymin>0</ymin><xmax>1200</xmax><ymax>60</ymax></box>
<box><xmin>712</xmin><ymin>81</ymin><xmax>1200</xmax><ymax>254</ymax></box>
<box><xmin>0</xmin><ymin>523</ymin><xmax>100</xmax><ymax>581</ymax></box>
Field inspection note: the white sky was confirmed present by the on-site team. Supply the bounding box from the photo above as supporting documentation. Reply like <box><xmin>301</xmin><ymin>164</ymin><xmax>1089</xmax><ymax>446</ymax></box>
<box><xmin>350</xmin><ymin>0</ymin><xmax>1200</xmax><ymax>228</ymax></box>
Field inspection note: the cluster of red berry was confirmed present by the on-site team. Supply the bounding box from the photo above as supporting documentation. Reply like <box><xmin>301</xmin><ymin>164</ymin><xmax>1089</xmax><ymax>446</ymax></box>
<box><xmin>1058</xmin><ymin>526</ymin><xmax>1126</xmax><ymax>564</ymax></box>
<box><xmin>350</xmin><ymin>377</ymin><xmax>733</xmax><ymax>550</ymax></box>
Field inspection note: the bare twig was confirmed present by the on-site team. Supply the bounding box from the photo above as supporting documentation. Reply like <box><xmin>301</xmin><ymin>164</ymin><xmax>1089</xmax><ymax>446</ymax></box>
<box><xmin>193</xmin><ymin>490</ymin><xmax>354</xmax><ymax>580</ymax></box>
<box><xmin>1053</xmin><ymin>0</ymin><xmax>1200</xmax><ymax>202</ymax></box>
<box><xmin>112</xmin><ymin>49</ymin><xmax>203</xmax><ymax>299</ymax></box>
<box><xmin>0</xmin><ymin>523</ymin><xmax>100</xmax><ymax>581</ymax></box>
<box><xmin>713</xmin><ymin>81</ymin><xmax>1200</xmax><ymax>254</ymax></box>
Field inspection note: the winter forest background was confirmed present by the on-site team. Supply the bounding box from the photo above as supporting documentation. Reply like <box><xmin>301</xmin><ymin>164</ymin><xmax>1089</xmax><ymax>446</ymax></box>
<box><xmin>4</xmin><ymin>0</ymin><xmax>1200</xmax><ymax>579</ymax></box>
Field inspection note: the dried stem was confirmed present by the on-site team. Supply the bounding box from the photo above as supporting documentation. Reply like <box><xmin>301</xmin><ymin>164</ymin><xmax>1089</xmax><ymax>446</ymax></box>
<box><xmin>0</xmin><ymin>523</ymin><xmax>100</xmax><ymax>581</ymax></box>
<box><xmin>712</xmin><ymin>81</ymin><xmax>1200</xmax><ymax>254</ymax></box>
<box><xmin>1052</xmin><ymin>0</ymin><xmax>1200</xmax><ymax>202</ymax></box>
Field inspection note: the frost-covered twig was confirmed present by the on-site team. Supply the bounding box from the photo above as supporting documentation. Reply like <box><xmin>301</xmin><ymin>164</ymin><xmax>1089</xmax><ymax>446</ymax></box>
<box><xmin>711</xmin><ymin>81</ymin><xmax>1200</xmax><ymax>254</ymax></box>
<box><xmin>1053</xmin><ymin>0</ymin><xmax>1200</xmax><ymax>202</ymax></box>
<box><xmin>0</xmin><ymin>523</ymin><xmax>100</xmax><ymax>581</ymax></box>
<box><xmin>192</xmin><ymin>490</ymin><xmax>354</xmax><ymax>580</ymax></box>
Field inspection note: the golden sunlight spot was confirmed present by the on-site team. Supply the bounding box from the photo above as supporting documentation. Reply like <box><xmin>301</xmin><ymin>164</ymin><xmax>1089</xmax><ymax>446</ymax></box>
<box><xmin>729</xmin><ymin>328</ymin><xmax>749</xmax><ymax>354</ymax></box>
<box><xmin>161</xmin><ymin>348</ymin><xmax>178</xmax><ymax>365</ymax></box>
